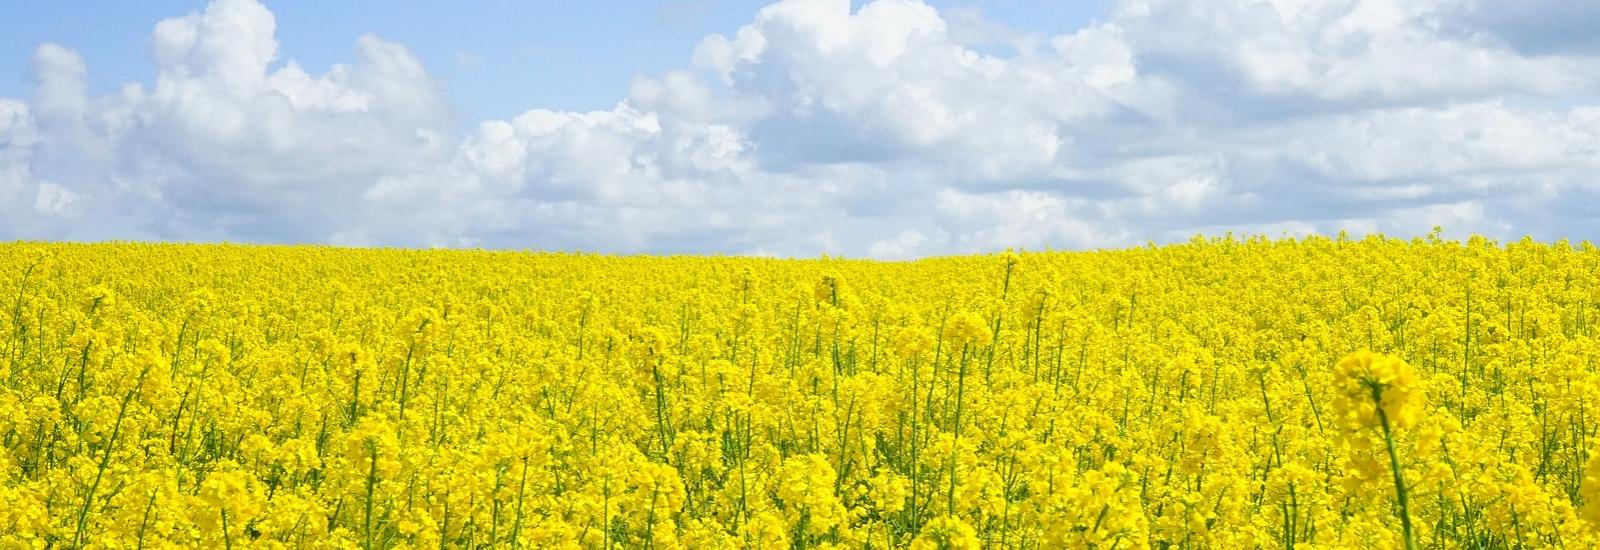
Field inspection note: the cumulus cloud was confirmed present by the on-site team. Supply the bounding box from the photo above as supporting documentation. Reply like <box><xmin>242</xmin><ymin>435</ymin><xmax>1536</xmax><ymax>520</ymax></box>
<box><xmin>0</xmin><ymin>0</ymin><xmax>1596</xmax><ymax>256</ymax></box>
<box><xmin>1115</xmin><ymin>0</ymin><xmax>1596</xmax><ymax>104</ymax></box>
<box><xmin>4</xmin><ymin>0</ymin><xmax>453</xmax><ymax>242</ymax></box>
<box><xmin>1443</xmin><ymin>0</ymin><xmax>1600</xmax><ymax>56</ymax></box>
<box><xmin>0</xmin><ymin>99</ymin><xmax>42</xmax><ymax>233</ymax></box>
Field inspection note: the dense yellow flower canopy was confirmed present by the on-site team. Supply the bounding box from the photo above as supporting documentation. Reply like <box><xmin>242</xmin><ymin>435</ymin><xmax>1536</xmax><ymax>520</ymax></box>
<box><xmin>1</xmin><ymin>234</ymin><xmax>1599</xmax><ymax>548</ymax></box>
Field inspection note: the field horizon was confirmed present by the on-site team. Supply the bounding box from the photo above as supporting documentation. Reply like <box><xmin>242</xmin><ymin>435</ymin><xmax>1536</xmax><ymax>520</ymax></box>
<box><xmin>7</xmin><ymin>229</ymin><xmax>1595</xmax><ymax>260</ymax></box>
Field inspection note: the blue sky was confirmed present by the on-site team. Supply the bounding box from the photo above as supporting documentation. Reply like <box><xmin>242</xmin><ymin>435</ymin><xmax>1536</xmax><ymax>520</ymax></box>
<box><xmin>0</xmin><ymin>1</ymin><xmax>1112</xmax><ymax>120</ymax></box>
<box><xmin>0</xmin><ymin>0</ymin><xmax>1596</xmax><ymax>256</ymax></box>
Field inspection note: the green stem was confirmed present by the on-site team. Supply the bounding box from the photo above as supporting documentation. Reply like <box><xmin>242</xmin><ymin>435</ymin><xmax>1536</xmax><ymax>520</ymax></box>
<box><xmin>221</xmin><ymin>509</ymin><xmax>234</xmax><ymax>550</ymax></box>
<box><xmin>1378</xmin><ymin>408</ymin><xmax>1417</xmax><ymax>550</ymax></box>
<box><xmin>364</xmin><ymin>443</ymin><xmax>379</xmax><ymax>550</ymax></box>
<box><xmin>947</xmin><ymin>345</ymin><xmax>969</xmax><ymax>516</ymax></box>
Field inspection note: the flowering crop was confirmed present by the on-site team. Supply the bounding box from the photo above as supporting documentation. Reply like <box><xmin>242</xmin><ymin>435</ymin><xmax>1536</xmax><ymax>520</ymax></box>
<box><xmin>3</xmin><ymin>232</ymin><xmax>1600</xmax><ymax>548</ymax></box>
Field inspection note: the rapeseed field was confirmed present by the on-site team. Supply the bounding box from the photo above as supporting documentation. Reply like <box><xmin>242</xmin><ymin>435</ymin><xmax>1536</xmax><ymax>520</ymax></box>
<box><xmin>2</xmin><ymin>233</ymin><xmax>1599</xmax><ymax>548</ymax></box>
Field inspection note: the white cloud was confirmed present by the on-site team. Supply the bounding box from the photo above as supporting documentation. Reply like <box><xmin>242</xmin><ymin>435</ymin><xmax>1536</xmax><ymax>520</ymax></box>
<box><xmin>1279</xmin><ymin>102</ymin><xmax>1600</xmax><ymax>183</ymax></box>
<box><xmin>687</xmin><ymin>0</ymin><xmax>1148</xmax><ymax>181</ymax></box>
<box><xmin>1115</xmin><ymin>0</ymin><xmax>1595</xmax><ymax>103</ymax></box>
<box><xmin>0</xmin><ymin>99</ymin><xmax>41</xmax><ymax>232</ymax></box>
<box><xmin>33</xmin><ymin>182</ymin><xmax>79</xmax><ymax>217</ymax></box>
<box><xmin>4</xmin><ymin>0</ymin><xmax>454</xmax><ymax>242</ymax></box>
<box><xmin>0</xmin><ymin>0</ymin><xmax>1597</xmax><ymax>254</ymax></box>
<box><xmin>1443</xmin><ymin>0</ymin><xmax>1600</xmax><ymax>56</ymax></box>
<box><xmin>934</xmin><ymin>188</ymin><xmax>1128</xmax><ymax>251</ymax></box>
<box><xmin>868</xmin><ymin>229</ymin><xmax>930</xmax><ymax>260</ymax></box>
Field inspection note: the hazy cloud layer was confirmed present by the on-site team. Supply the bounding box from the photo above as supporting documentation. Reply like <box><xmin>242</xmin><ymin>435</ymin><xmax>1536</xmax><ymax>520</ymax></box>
<box><xmin>2</xmin><ymin>0</ymin><xmax>1597</xmax><ymax>256</ymax></box>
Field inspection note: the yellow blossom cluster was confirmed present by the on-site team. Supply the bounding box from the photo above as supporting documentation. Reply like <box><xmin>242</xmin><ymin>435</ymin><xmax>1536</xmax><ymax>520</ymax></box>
<box><xmin>2</xmin><ymin>234</ymin><xmax>1600</xmax><ymax>548</ymax></box>
<box><xmin>1334</xmin><ymin>350</ymin><xmax>1426</xmax><ymax>430</ymax></box>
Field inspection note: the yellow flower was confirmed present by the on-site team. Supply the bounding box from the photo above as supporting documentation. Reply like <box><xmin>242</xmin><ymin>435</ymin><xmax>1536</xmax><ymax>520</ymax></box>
<box><xmin>344</xmin><ymin>414</ymin><xmax>402</xmax><ymax>479</ymax></box>
<box><xmin>84</xmin><ymin>284</ymin><xmax>117</xmax><ymax>310</ymax></box>
<box><xmin>1333</xmin><ymin>351</ymin><xmax>1426</xmax><ymax>430</ymax></box>
<box><xmin>912</xmin><ymin>515</ymin><xmax>980</xmax><ymax>550</ymax></box>
<box><xmin>814</xmin><ymin>273</ymin><xmax>845</xmax><ymax>306</ymax></box>
<box><xmin>196</xmin><ymin>461</ymin><xmax>266</xmax><ymax>540</ymax></box>
<box><xmin>1581</xmin><ymin>444</ymin><xmax>1600</xmax><ymax>528</ymax></box>
<box><xmin>776</xmin><ymin>453</ymin><xmax>846</xmax><ymax>536</ymax></box>
<box><xmin>893</xmin><ymin>327</ymin><xmax>936</xmax><ymax>358</ymax></box>
<box><xmin>942</xmin><ymin>312</ymin><xmax>991</xmax><ymax>349</ymax></box>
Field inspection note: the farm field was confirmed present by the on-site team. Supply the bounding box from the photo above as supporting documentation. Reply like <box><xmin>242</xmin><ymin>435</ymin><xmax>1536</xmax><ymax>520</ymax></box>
<box><xmin>2</xmin><ymin>236</ymin><xmax>1600</xmax><ymax>549</ymax></box>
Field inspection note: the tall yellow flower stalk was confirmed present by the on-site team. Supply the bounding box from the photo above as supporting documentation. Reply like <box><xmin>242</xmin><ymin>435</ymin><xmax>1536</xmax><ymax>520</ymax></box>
<box><xmin>1334</xmin><ymin>351</ymin><xmax>1426</xmax><ymax>550</ymax></box>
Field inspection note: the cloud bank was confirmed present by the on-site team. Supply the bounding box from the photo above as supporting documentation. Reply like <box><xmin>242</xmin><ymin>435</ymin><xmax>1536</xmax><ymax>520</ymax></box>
<box><xmin>2</xmin><ymin>0</ymin><xmax>1597</xmax><ymax>257</ymax></box>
